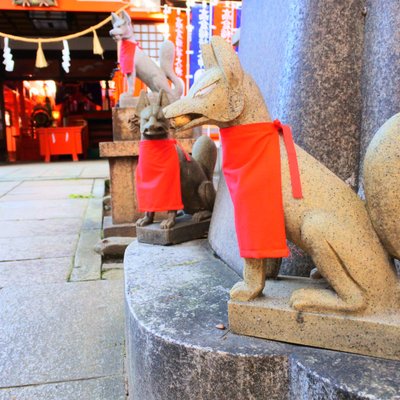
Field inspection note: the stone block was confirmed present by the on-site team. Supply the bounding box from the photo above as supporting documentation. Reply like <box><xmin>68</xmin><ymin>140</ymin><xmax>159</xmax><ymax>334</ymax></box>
<box><xmin>103</xmin><ymin>215</ymin><xmax>137</xmax><ymax>238</ymax></box>
<box><xmin>112</xmin><ymin>107</ymin><xmax>140</xmax><ymax>141</ymax></box>
<box><xmin>229</xmin><ymin>276</ymin><xmax>400</xmax><ymax>361</ymax></box>
<box><xmin>136</xmin><ymin>215</ymin><xmax>210</xmax><ymax>245</ymax></box>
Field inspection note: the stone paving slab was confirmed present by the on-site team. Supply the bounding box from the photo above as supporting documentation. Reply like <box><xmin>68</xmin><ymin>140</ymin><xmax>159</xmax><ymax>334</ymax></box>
<box><xmin>0</xmin><ymin>161</ymin><xmax>109</xmax><ymax>181</ymax></box>
<box><xmin>0</xmin><ymin>257</ymin><xmax>71</xmax><ymax>287</ymax></box>
<box><xmin>0</xmin><ymin>375</ymin><xmax>125</xmax><ymax>400</ymax></box>
<box><xmin>0</xmin><ymin>201</ymin><xmax>87</xmax><ymax>221</ymax></box>
<box><xmin>0</xmin><ymin>181</ymin><xmax>20</xmax><ymax>197</ymax></box>
<box><xmin>0</xmin><ymin>234</ymin><xmax>78</xmax><ymax>261</ymax></box>
<box><xmin>70</xmin><ymin>229</ymin><xmax>102</xmax><ymax>282</ymax></box>
<box><xmin>0</xmin><ymin>280</ymin><xmax>124</xmax><ymax>388</ymax></box>
<box><xmin>14</xmin><ymin>179</ymin><xmax>94</xmax><ymax>188</ymax></box>
<box><xmin>0</xmin><ymin>185</ymin><xmax>94</xmax><ymax>202</ymax></box>
<box><xmin>0</xmin><ymin>219</ymin><xmax>82</xmax><ymax>238</ymax></box>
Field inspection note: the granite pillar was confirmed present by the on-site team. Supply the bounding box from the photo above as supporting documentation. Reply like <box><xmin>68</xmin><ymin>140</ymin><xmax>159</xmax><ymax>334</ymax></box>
<box><xmin>360</xmin><ymin>0</ymin><xmax>400</xmax><ymax>183</ymax></box>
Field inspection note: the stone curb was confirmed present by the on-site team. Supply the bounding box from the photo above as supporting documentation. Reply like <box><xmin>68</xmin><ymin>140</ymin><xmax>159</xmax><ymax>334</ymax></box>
<box><xmin>70</xmin><ymin>179</ymin><xmax>105</xmax><ymax>282</ymax></box>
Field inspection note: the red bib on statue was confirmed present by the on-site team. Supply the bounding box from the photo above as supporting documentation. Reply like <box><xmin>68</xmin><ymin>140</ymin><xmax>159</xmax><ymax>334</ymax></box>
<box><xmin>220</xmin><ymin>121</ymin><xmax>302</xmax><ymax>259</ymax></box>
<box><xmin>136</xmin><ymin>139</ymin><xmax>183</xmax><ymax>212</ymax></box>
<box><xmin>119</xmin><ymin>40</ymin><xmax>137</xmax><ymax>75</ymax></box>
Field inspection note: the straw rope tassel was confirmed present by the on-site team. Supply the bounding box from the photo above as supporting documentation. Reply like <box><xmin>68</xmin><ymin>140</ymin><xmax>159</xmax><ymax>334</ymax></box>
<box><xmin>92</xmin><ymin>29</ymin><xmax>104</xmax><ymax>58</ymax></box>
<box><xmin>35</xmin><ymin>41</ymin><xmax>48</xmax><ymax>68</ymax></box>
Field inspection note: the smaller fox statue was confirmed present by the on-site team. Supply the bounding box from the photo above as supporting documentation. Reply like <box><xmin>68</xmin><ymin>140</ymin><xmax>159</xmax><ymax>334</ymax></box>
<box><xmin>110</xmin><ymin>10</ymin><xmax>183</xmax><ymax>103</ymax></box>
<box><xmin>135</xmin><ymin>89</ymin><xmax>217</xmax><ymax>229</ymax></box>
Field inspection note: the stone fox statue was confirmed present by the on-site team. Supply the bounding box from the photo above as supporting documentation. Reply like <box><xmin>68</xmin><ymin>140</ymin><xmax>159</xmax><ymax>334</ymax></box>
<box><xmin>109</xmin><ymin>10</ymin><xmax>183</xmax><ymax>102</ymax></box>
<box><xmin>164</xmin><ymin>36</ymin><xmax>400</xmax><ymax>316</ymax></box>
<box><xmin>135</xmin><ymin>89</ymin><xmax>217</xmax><ymax>229</ymax></box>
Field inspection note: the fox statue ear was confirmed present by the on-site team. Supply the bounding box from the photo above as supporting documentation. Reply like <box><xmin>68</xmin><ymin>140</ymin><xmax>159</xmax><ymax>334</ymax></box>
<box><xmin>111</xmin><ymin>12</ymin><xmax>119</xmax><ymax>25</ymax></box>
<box><xmin>121</xmin><ymin>10</ymin><xmax>132</xmax><ymax>24</ymax></box>
<box><xmin>157</xmin><ymin>89</ymin><xmax>170</xmax><ymax>108</ymax></box>
<box><xmin>201</xmin><ymin>43</ymin><xmax>218</xmax><ymax>70</ymax></box>
<box><xmin>136</xmin><ymin>90</ymin><xmax>150</xmax><ymax>116</ymax></box>
<box><xmin>210</xmin><ymin>36</ymin><xmax>243</xmax><ymax>90</ymax></box>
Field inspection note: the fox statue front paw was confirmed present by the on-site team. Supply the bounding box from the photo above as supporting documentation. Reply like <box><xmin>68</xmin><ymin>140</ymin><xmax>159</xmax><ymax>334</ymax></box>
<box><xmin>136</xmin><ymin>216</ymin><xmax>153</xmax><ymax>227</ymax></box>
<box><xmin>160</xmin><ymin>218</ymin><xmax>176</xmax><ymax>229</ymax></box>
<box><xmin>230</xmin><ymin>281</ymin><xmax>264</xmax><ymax>301</ymax></box>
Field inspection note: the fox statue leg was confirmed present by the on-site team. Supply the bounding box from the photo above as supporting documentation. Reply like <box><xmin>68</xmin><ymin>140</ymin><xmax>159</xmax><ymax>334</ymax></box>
<box><xmin>160</xmin><ymin>210</ymin><xmax>177</xmax><ymax>229</ymax></box>
<box><xmin>136</xmin><ymin>211</ymin><xmax>154</xmax><ymax>227</ymax></box>
<box><xmin>192</xmin><ymin>181</ymin><xmax>216</xmax><ymax>222</ymax></box>
<box><xmin>290</xmin><ymin>211</ymin><xmax>368</xmax><ymax>313</ymax></box>
<box><xmin>230</xmin><ymin>258</ymin><xmax>281</xmax><ymax>301</ymax></box>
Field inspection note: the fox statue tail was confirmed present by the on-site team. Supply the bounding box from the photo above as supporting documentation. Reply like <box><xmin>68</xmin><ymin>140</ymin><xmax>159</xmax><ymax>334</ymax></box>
<box><xmin>192</xmin><ymin>135</ymin><xmax>218</xmax><ymax>182</ymax></box>
<box><xmin>160</xmin><ymin>40</ymin><xmax>184</xmax><ymax>101</ymax></box>
<box><xmin>363</xmin><ymin>113</ymin><xmax>400</xmax><ymax>260</ymax></box>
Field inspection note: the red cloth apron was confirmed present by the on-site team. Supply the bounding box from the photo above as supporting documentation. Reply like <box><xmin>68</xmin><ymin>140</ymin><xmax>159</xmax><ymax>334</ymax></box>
<box><xmin>119</xmin><ymin>40</ymin><xmax>137</xmax><ymax>75</ymax></box>
<box><xmin>219</xmin><ymin>120</ymin><xmax>302</xmax><ymax>259</ymax></box>
<box><xmin>136</xmin><ymin>139</ymin><xmax>185</xmax><ymax>212</ymax></box>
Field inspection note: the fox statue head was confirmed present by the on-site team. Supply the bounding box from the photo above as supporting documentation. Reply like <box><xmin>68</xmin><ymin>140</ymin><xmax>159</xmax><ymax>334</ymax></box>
<box><xmin>135</xmin><ymin>90</ymin><xmax>171</xmax><ymax>139</ymax></box>
<box><xmin>163</xmin><ymin>36</ymin><xmax>245</xmax><ymax>130</ymax></box>
<box><xmin>110</xmin><ymin>10</ymin><xmax>135</xmax><ymax>42</ymax></box>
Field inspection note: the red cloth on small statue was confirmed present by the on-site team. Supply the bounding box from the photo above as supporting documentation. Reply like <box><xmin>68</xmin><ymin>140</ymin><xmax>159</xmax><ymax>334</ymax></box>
<box><xmin>219</xmin><ymin>120</ymin><xmax>302</xmax><ymax>259</ymax></box>
<box><xmin>119</xmin><ymin>40</ymin><xmax>137</xmax><ymax>75</ymax></box>
<box><xmin>136</xmin><ymin>139</ymin><xmax>183</xmax><ymax>212</ymax></box>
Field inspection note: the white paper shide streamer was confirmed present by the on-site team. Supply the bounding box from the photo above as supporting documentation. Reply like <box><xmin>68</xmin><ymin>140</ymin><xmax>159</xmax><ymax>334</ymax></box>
<box><xmin>62</xmin><ymin>40</ymin><xmax>70</xmax><ymax>73</ymax></box>
<box><xmin>3</xmin><ymin>38</ymin><xmax>14</xmax><ymax>72</ymax></box>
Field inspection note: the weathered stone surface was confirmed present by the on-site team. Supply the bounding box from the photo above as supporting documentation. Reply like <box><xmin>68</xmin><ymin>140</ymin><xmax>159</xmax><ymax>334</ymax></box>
<box><xmin>0</xmin><ymin>234</ymin><xmax>78</xmax><ymax>261</ymax></box>
<box><xmin>137</xmin><ymin>215</ymin><xmax>210</xmax><ymax>245</ymax></box>
<box><xmin>70</xmin><ymin>229</ymin><xmax>102</xmax><ymax>281</ymax></box>
<box><xmin>0</xmin><ymin>199</ymin><xmax>87</xmax><ymax>221</ymax></box>
<box><xmin>124</xmin><ymin>240</ymin><xmax>400</xmax><ymax>399</ymax></box>
<box><xmin>240</xmin><ymin>0</ymin><xmax>364</xmax><ymax>185</ymax></box>
<box><xmin>103</xmin><ymin>216</ymin><xmax>137</xmax><ymax>238</ymax></box>
<box><xmin>0</xmin><ymin>181</ymin><xmax>19</xmax><ymax>197</ymax></box>
<box><xmin>0</xmin><ymin>218</ymin><xmax>82</xmax><ymax>238</ymax></box>
<box><xmin>0</xmin><ymin>161</ymin><xmax>108</xmax><ymax>181</ymax></box>
<box><xmin>109</xmin><ymin>157</ymin><xmax>139</xmax><ymax>224</ymax></box>
<box><xmin>125</xmin><ymin>240</ymin><xmax>290</xmax><ymax>400</ymax></box>
<box><xmin>94</xmin><ymin>236</ymin><xmax>134</xmax><ymax>258</ymax></box>
<box><xmin>0</xmin><ymin>376</ymin><xmax>126</xmax><ymax>400</ymax></box>
<box><xmin>100</xmin><ymin>138</ymin><xmax>196</xmax><ymax>158</ymax></box>
<box><xmin>229</xmin><ymin>276</ymin><xmax>400</xmax><ymax>361</ymax></box>
<box><xmin>112</xmin><ymin>107</ymin><xmax>140</xmax><ymax>141</ymax></box>
<box><xmin>102</xmin><ymin>269</ymin><xmax>124</xmax><ymax>280</ymax></box>
<box><xmin>0</xmin><ymin>257</ymin><xmax>71</xmax><ymax>287</ymax></box>
<box><xmin>0</xmin><ymin>280</ymin><xmax>124</xmax><ymax>388</ymax></box>
<box><xmin>290</xmin><ymin>352</ymin><xmax>400</xmax><ymax>399</ymax></box>
<box><xmin>209</xmin><ymin>175</ymin><xmax>242</xmax><ymax>277</ymax></box>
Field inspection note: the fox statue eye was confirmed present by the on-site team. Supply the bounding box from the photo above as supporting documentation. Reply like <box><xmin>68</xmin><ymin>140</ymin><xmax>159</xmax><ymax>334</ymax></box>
<box><xmin>194</xmin><ymin>81</ymin><xmax>218</xmax><ymax>98</ymax></box>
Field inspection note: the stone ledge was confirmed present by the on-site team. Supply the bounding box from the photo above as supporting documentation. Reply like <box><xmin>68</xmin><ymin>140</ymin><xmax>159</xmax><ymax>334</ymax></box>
<box><xmin>99</xmin><ymin>138</ymin><xmax>196</xmax><ymax>158</ymax></box>
<box><xmin>124</xmin><ymin>240</ymin><xmax>400</xmax><ymax>400</ymax></box>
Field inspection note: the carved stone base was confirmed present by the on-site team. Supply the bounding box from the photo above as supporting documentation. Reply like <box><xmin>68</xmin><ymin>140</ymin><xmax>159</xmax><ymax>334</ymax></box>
<box><xmin>229</xmin><ymin>276</ymin><xmax>400</xmax><ymax>361</ymax></box>
<box><xmin>136</xmin><ymin>215</ymin><xmax>210</xmax><ymax>245</ymax></box>
<box><xmin>103</xmin><ymin>216</ymin><xmax>137</xmax><ymax>238</ymax></box>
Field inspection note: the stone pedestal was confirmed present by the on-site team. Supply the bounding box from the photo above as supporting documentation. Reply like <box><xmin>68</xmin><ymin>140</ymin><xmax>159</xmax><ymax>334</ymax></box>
<box><xmin>136</xmin><ymin>215</ymin><xmax>210</xmax><ymax>245</ymax></box>
<box><xmin>100</xmin><ymin>107</ymin><xmax>196</xmax><ymax>238</ymax></box>
<box><xmin>124</xmin><ymin>240</ymin><xmax>400</xmax><ymax>400</ymax></box>
<box><xmin>229</xmin><ymin>277</ymin><xmax>400</xmax><ymax>361</ymax></box>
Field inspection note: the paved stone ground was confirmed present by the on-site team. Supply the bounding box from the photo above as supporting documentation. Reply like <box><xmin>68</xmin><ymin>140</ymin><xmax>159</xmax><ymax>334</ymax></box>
<box><xmin>0</xmin><ymin>161</ymin><xmax>126</xmax><ymax>400</ymax></box>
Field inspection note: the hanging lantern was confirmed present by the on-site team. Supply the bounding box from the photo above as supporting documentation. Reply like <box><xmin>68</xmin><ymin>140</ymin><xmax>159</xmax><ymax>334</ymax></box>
<box><xmin>3</xmin><ymin>38</ymin><xmax>14</xmax><ymax>72</ymax></box>
<box><xmin>92</xmin><ymin>29</ymin><xmax>104</xmax><ymax>58</ymax></box>
<box><xmin>35</xmin><ymin>41</ymin><xmax>48</xmax><ymax>68</ymax></box>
